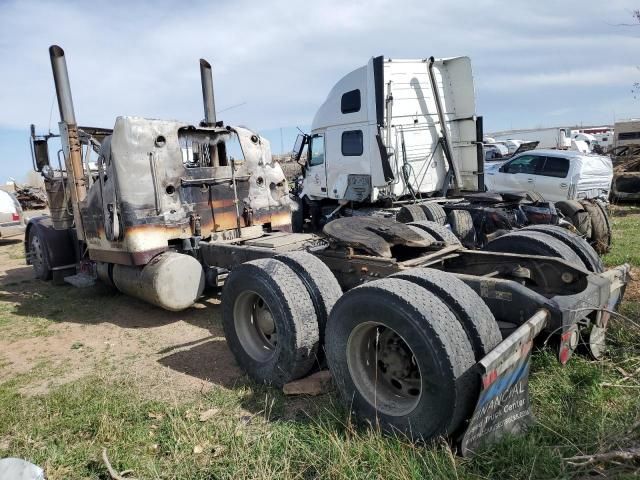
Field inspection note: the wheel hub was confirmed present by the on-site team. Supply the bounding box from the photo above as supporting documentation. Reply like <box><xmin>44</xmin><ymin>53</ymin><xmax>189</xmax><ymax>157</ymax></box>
<box><xmin>31</xmin><ymin>236</ymin><xmax>44</xmax><ymax>274</ymax></box>
<box><xmin>233</xmin><ymin>291</ymin><xmax>278</xmax><ymax>362</ymax></box>
<box><xmin>254</xmin><ymin>298</ymin><xmax>277</xmax><ymax>347</ymax></box>
<box><xmin>346</xmin><ymin>322</ymin><xmax>422</xmax><ymax>416</ymax></box>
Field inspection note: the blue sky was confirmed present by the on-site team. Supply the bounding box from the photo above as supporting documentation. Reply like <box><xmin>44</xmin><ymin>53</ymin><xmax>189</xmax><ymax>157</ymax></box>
<box><xmin>1</xmin><ymin>0</ymin><xmax>638</xmax><ymax>182</ymax></box>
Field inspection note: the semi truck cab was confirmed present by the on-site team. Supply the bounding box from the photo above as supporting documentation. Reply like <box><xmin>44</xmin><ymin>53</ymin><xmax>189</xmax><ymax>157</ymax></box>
<box><xmin>295</xmin><ymin>56</ymin><xmax>482</xmax><ymax>205</ymax></box>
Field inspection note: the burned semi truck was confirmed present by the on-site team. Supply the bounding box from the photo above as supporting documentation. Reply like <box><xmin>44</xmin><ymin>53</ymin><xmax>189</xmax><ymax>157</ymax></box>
<box><xmin>27</xmin><ymin>46</ymin><xmax>628</xmax><ymax>453</ymax></box>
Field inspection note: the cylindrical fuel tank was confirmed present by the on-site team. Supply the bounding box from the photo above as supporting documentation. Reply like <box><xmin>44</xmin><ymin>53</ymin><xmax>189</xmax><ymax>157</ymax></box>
<box><xmin>112</xmin><ymin>252</ymin><xmax>205</xmax><ymax>311</ymax></box>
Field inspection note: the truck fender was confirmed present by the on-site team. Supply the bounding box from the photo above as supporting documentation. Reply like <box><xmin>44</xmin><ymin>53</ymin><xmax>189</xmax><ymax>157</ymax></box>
<box><xmin>24</xmin><ymin>216</ymin><xmax>76</xmax><ymax>268</ymax></box>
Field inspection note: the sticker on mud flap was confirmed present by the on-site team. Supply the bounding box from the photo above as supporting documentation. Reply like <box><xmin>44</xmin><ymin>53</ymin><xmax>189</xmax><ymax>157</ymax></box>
<box><xmin>460</xmin><ymin>339</ymin><xmax>534</xmax><ymax>455</ymax></box>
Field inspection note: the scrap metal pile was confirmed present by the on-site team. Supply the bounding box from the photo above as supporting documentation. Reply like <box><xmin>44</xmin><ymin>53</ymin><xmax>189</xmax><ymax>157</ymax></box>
<box><xmin>611</xmin><ymin>145</ymin><xmax>640</xmax><ymax>201</ymax></box>
<box><xmin>13</xmin><ymin>184</ymin><xmax>48</xmax><ymax>210</ymax></box>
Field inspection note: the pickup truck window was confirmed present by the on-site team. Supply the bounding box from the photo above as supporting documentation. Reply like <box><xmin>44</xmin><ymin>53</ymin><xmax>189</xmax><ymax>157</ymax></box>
<box><xmin>539</xmin><ymin>156</ymin><xmax>569</xmax><ymax>178</ymax></box>
<box><xmin>342</xmin><ymin>130</ymin><xmax>363</xmax><ymax>156</ymax></box>
<box><xmin>341</xmin><ymin>89</ymin><xmax>361</xmax><ymax>114</ymax></box>
<box><xmin>309</xmin><ymin>134</ymin><xmax>325</xmax><ymax>166</ymax></box>
<box><xmin>504</xmin><ymin>155</ymin><xmax>542</xmax><ymax>174</ymax></box>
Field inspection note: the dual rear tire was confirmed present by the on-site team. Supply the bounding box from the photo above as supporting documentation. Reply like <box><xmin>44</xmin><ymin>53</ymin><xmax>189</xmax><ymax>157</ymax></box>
<box><xmin>222</xmin><ymin>253</ymin><xmax>341</xmax><ymax>387</ymax></box>
<box><xmin>223</xmin><ymin>253</ymin><xmax>501</xmax><ymax>441</ymax></box>
<box><xmin>398</xmin><ymin>204</ymin><xmax>477</xmax><ymax>248</ymax></box>
<box><xmin>325</xmin><ymin>270</ymin><xmax>501</xmax><ymax>439</ymax></box>
<box><xmin>396</xmin><ymin>202</ymin><xmax>447</xmax><ymax>225</ymax></box>
<box><xmin>483</xmin><ymin>224</ymin><xmax>602</xmax><ymax>273</ymax></box>
<box><xmin>555</xmin><ymin>199</ymin><xmax>612</xmax><ymax>254</ymax></box>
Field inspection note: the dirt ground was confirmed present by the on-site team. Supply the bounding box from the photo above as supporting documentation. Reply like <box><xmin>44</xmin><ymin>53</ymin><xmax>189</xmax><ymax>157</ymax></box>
<box><xmin>0</xmin><ymin>237</ymin><xmax>245</xmax><ymax>402</ymax></box>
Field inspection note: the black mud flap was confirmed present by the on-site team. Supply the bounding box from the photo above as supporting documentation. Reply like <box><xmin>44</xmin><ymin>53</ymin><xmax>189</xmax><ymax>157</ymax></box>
<box><xmin>461</xmin><ymin>310</ymin><xmax>548</xmax><ymax>456</ymax></box>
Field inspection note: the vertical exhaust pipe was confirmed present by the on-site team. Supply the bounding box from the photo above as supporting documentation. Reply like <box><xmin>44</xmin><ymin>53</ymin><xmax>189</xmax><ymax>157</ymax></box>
<box><xmin>49</xmin><ymin>45</ymin><xmax>86</xmax><ymax>239</ymax></box>
<box><xmin>49</xmin><ymin>45</ymin><xmax>77</xmax><ymax>125</ymax></box>
<box><xmin>428</xmin><ymin>56</ymin><xmax>461</xmax><ymax>194</ymax></box>
<box><xmin>199</xmin><ymin>59</ymin><xmax>216</xmax><ymax>126</ymax></box>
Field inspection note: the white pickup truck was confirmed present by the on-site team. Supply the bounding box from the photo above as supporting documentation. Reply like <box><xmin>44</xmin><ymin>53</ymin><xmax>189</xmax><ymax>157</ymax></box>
<box><xmin>484</xmin><ymin>149</ymin><xmax>612</xmax><ymax>202</ymax></box>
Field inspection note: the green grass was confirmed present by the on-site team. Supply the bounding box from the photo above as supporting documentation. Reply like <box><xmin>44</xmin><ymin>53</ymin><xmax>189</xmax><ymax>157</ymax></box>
<box><xmin>0</xmin><ymin>213</ymin><xmax>639</xmax><ymax>479</ymax></box>
<box><xmin>604</xmin><ymin>208</ymin><xmax>640</xmax><ymax>267</ymax></box>
<box><xmin>0</xmin><ymin>377</ymin><xmax>464</xmax><ymax>479</ymax></box>
<box><xmin>0</xmin><ymin>322</ymin><xmax>638</xmax><ymax>480</ymax></box>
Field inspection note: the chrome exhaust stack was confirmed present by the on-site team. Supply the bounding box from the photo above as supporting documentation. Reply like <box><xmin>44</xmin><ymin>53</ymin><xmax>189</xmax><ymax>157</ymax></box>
<box><xmin>49</xmin><ymin>45</ymin><xmax>86</xmax><ymax>238</ymax></box>
<box><xmin>49</xmin><ymin>45</ymin><xmax>77</xmax><ymax>125</ymax></box>
<box><xmin>199</xmin><ymin>59</ymin><xmax>217</xmax><ymax>126</ymax></box>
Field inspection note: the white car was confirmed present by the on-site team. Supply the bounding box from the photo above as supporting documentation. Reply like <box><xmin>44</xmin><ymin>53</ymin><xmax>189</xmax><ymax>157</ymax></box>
<box><xmin>484</xmin><ymin>149</ymin><xmax>612</xmax><ymax>202</ymax></box>
<box><xmin>0</xmin><ymin>190</ymin><xmax>26</xmax><ymax>238</ymax></box>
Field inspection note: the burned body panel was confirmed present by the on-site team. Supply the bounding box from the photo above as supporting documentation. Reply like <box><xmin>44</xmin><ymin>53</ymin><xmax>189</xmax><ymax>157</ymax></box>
<box><xmin>78</xmin><ymin>117</ymin><xmax>292</xmax><ymax>265</ymax></box>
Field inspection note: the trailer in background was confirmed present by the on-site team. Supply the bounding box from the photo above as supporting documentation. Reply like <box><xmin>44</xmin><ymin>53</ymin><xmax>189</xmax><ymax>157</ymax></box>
<box><xmin>613</xmin><ymin>119</ymin><xmax>640</xmax><ymax>149</ymax></box>
<box><xmin>489</xmin><ymin>127</ymin><xmax>572</xmax><ymax>150</ymax></box>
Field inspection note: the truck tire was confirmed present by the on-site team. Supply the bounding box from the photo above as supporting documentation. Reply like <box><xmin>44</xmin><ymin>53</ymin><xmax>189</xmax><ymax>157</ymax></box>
<box><xmin>594</xmin><ymin>199</ymin><xmax>612</xmax><ymax>252</ymax></box>
<box><xmin>290</xmin><ymin>196</ymin><xmax>304</xmax><ymax>233</ymax></box>
<box><xmin>525</xmin><ymin>191</ymin><xmax>545</xmax><ymax>203</ymax></box>
<box><xmin>274</xmin><ymin>251</ymin><xmax>342</xmax><ymax>341</ymax></box>
<box><xmin>28</xmin><ymin>228</ymin><xmax>52</xmax><ymax>280</ymax></box>
<box><xmin>325</xmin><ymin>278</ymin><xmax>477</xmax><ymax>439</ymax></box>
<box><xmin>391</xmin><ymin>268</ymin><xmax>502</xmax><ymax>359</ymax></box>
<box><xmin>555</xmin><ymin>200</ymin><xmax>591</xmax><ymax>238</ymax></box>
<box><xmin>408</xmin><ymin>220</ymin><xmax>462</xmax><ymax>246</ymax></box>
<box><xmin>555</xmin><ymin>200</ymin><xmax>583</xmax><ymax>217</ymax></box>
<box><xmin>483</xmin><ymin>231</ymin><xmax>586</xmax><ymax>269</ymax></box>
<box><xmin>406</xmin><ymin>226</ymin><xmax>437</xmax><ymax>243</ymax></box>
<box><xmin>396</xmin><ymin>204</ymin><xmax>427</xmax><ymax>223</ymax></box>
<box><xmin>222</xmin><ymin>258</ymin><xmax>319</xmax><ymax>387</ymax></box>
<box><xmin>580</xmin><ymin>200</ymin><xmax>611</xmax><ymax>254</ymax></box>
<box><xmin>447</xmin><ymin>210</ymin><xmax>476</xmax><ymax>247</ymax></box>
<box><xmin>522</xmin><ymin>225</ymin><xmax>603</xmax><ymax>273</ymax></box>
<box><xmin>418</xmin><ymin>202</ymin><xmax>447</xmax><ymax>225</ymax></box>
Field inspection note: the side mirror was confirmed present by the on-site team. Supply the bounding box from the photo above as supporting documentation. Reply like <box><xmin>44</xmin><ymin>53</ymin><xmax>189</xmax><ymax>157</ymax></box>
<box><xmin>32</xmin><ymin>139</ymin><xmax>50</xmax><ymax>172</ymax></box>
<box><xmin>292</xmin><ymin>133</ymin><xmax>308</xmax><ymax>166</ymax></box>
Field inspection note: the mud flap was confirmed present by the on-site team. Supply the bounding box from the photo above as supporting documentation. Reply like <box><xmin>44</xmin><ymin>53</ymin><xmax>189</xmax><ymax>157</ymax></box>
<box><xmin>461</xmin><ymin>310</ymin><xmax>548</xmax><ymax>456</ymax></box>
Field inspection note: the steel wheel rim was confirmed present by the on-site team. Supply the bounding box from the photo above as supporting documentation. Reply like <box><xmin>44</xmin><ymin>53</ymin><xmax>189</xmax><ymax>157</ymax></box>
<box><xmin>233</xmin><ymin>291</ymin><xmax>278</xmax><ymax>362</ymax></box>
<box><xmin>346</xmin><ymin>321</ymin><xmax>422</xmax><ymax>417</ymax></box>
<box><xmin>30</xmin><ymin>236</ymin><xmax>45</xmax><ymax>276</ymax></box>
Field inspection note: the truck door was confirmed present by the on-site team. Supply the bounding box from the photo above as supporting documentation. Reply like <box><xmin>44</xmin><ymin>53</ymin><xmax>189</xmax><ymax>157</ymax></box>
<box><xmin>533</xmin><ymin>156</ymin><xmax>570</xmax><ymax>202</ymax></box>
<box><xmin>304</xmin><ymin>133</ymin><xmax>328</xmax><ymax>198</ymax></box>
<box><xmin>489</xmin><ymin>154</ymin><xmax>543</xmax><ymax>193</ymax></box>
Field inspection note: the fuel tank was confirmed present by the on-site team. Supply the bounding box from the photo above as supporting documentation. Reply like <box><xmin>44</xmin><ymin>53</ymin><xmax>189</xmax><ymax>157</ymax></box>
<box><xmin>112</xmin><ymin>251</ymin><xmax>205</xmax><ymax>311</ymax></box>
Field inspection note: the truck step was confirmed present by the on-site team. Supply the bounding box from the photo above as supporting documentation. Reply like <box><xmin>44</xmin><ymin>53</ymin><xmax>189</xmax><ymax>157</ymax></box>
<box><xmin>63</xmin><ymin>273</ymin><xmax>96</xmax><ymax>288</ymax></box>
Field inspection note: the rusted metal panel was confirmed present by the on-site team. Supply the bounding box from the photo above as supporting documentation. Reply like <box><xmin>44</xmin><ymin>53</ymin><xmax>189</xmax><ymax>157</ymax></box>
<box><xmin>74</xmin><ymin>116</ymin><xmax>292</xmax><ymax>266</ymax></box>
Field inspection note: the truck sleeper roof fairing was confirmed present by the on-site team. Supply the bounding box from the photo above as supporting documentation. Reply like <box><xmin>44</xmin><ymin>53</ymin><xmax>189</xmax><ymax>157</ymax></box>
<box><xmin>307</xmin><ymin>56</ymin><xmax>479</xmax><ymax>201</ymax></box>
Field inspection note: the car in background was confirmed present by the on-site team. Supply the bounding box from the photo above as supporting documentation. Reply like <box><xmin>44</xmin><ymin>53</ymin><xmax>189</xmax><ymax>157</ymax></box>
<box><xmin>0</xmin><ymin>190</ymin><xmax>26</xmax><ymax>239</ymax></box>
<box><xmin>484</xmin><ymin>149</ymin><xmax>612</xmax><ymax>202</ymax></box>
<box><xmin>484</xmin><ymin>142</ymin><xmax>509</xmax><ymax>161</ymax></box>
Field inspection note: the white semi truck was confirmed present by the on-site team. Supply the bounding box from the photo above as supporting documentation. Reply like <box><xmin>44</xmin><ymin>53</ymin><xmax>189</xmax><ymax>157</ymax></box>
<box><xmin>294</xmin><ymin>56</ymin><xmax>482</xmax><ymax>207</ymax></box>
<box><xmin>291</xmin><ymin>56</ymin><xmax>611</xmax><ymax>253</ymax></box>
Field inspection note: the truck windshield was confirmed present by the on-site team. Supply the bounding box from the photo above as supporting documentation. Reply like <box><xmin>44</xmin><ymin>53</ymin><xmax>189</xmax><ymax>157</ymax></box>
<box><xmin>309</xmin><ymin>134</ymin><xmax>325</xmax><ymax>166</ymax></box>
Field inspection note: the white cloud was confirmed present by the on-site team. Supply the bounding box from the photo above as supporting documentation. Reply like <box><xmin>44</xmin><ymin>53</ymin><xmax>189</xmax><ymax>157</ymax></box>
<box><xmin>479</xmin><ymin>65</ymin><xmax>640</xmax><ymax>90</ymax></box>
<box><xmin>0</xmin><ymin>0</ymin><xmax>638</xmax><ymax>135</ymax></box>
